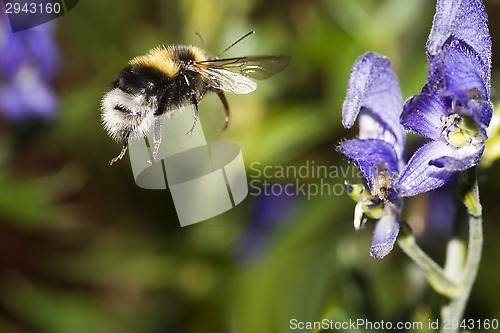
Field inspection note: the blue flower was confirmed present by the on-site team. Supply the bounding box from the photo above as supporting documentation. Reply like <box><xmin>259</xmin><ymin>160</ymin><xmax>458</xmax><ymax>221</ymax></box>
<box><xmin>339</xmin><ymin>52</ymin><xmax>406</xmax><ymax>259</ymax></box>
<box><xmin>0</xmin><ymin>16</ymin><xmax>59</xmax><ymax>121</ymax></box>
<box><xmin>338</xmin><ymin>0</ymin><xmax>493</xmax><ymax>259</ymax></box>
<box><xmin>398</xmin><ymin>0</ymin><xmax>492</xmax><ymax>196</ymax></box>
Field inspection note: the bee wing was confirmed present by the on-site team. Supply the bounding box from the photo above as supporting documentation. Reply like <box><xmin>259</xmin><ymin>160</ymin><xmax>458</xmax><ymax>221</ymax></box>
<box><xmin>193</xmin><ymin>55</ymin><xmax>290</xmax><ymax>94</ymax></box>
<box><xmin>195</xmin><ymin>66</ymin><xmax>258</xmax><ymax>94</ymax></box>
<box><xmin>200</xmin><ymin>56</ymin><xmax>291</xmax><ymax>79</ymax></box>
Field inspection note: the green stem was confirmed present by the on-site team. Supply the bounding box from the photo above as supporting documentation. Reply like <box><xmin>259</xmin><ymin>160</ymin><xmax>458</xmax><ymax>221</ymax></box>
<box><xmin>443</xmin><ymin>238</ymin><xmax>466</xmax><ymax>282</ymax></box>
<box><xmin>398</xmin><ymin>224</ymin><xmax>461</xmax><ymax>298</ymax></box>
<box><xmin>398</xmin><ymin>169</ymin><xmax>483</xmax><ymax>332</ymax></box>
<box><xmin>440</xmin><ymin>172</ymin><xmax>483</xmax><ymax>332</ymax></box>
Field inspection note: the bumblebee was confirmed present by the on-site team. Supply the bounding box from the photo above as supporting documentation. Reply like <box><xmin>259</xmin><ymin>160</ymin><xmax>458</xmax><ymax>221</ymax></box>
<box><xmin>101</xmin><ymin>31</ymin><xmax>290</xmax><ymax>165</ymax></box>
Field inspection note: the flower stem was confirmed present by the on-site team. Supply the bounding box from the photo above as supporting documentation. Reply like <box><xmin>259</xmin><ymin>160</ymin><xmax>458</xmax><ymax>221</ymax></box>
<box><xmin>440</xmin><ymin>170</ymin><xmax>483</xmax><ymax>332</ymax></box>
<box><xmin>398</xmin><ymin>224</ymin><xmax>461</xmax><ymax>298</ymax></box>
<box><xmin>443</xmin><ymin>238</ymin><xmax>466</xmax><ymax>283</ymax></box>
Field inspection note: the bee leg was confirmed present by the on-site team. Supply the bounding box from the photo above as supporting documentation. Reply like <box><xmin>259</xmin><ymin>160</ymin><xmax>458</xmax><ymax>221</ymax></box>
<box><xmin>109</xmin><ymin>144</ymin><xmax>129</xmax><ymax>165</ymax></box>
<box><xmin>186</xmin><ymin>96</ymin><xmax>199</xmax><ymax>136</ymax></box>
<box><xmin>215</xmin><ymin>89</ymin><xmax>230</xmax><ymax>130</ymax></box>
<box><xmin>109</xmin><ymin>132</ymin><xmax>131</xmax><ymax>165</ymax></box>
<box><xmin>147</xmin><ymin>117</ymin><xmax>162</xmax><ymax>165</ymax></box>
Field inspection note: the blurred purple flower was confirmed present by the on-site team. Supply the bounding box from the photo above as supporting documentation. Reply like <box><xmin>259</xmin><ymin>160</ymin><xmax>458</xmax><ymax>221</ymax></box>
<box><xmin>0</xmin><ymin>15</ymin><xmax>59</xmax><ymax>121</ymax></box>
<box><xmin>425</xmin><ymin>177</ymin><xmax>457</xmax><ymax>236</ymax></box>
<box><xmin>398</xmin><ymin>0</ymin><xmax>492</xmax><ymax>196</ymax></box>
<box><xmin>238</xmin><ymin>190</ymin><xmax>298</xmax><ymax>261</ymax></box>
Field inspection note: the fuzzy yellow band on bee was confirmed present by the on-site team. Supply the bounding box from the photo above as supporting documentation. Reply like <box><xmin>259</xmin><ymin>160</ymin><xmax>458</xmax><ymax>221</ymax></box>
<box><xmin>129</xmin><ymin>45</ymin><xmax>208</xmax><ymax>77</ymax></box>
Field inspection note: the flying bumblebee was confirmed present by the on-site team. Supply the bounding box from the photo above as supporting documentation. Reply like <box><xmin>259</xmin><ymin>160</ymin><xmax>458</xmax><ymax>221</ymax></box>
<box><xmin>101</xmin><ymin>31</ymin><xmax>290</xmax><ymax>165</ymax></box>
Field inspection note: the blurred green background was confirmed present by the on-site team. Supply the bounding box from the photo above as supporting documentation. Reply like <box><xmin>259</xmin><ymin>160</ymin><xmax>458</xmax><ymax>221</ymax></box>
<box><xmin>1</xmin><ymin>0</ymin><xmax>500</xmax><ymax>332</ymax></box>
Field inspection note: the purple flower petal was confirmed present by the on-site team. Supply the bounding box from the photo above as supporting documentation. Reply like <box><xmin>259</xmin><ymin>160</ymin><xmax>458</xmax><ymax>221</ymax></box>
<box><xmin>426</xmin><ymin>0</ymin><xmax>491</xmax><ymax>82</ymax></box>
<box><xmin>398</xmin><ymin>141</ymin><xmax>456</xmax><ymax>197</ymax></box>
<box><xmin>429</xmin><ymin>39</ymin><xmax>489</xmax><ymax>103</ymax></box>
<box><xmin>401</xmin><ymin>92</ymin><xmax>449</xmax><ymax>139</ymax></box>
<box><xmin>429</xmin><ymin>142</ymin><xmax>484</xmax><ymax>170</ymax></box>
<box><xmin>0</xmin><ymin>70</ymin><xmax>58</xmax><ymax>120</ymax></box>
<box><xmin>0</xmin><ymin>26</ymin><xmax>59</xmax><ymax>80</ymax></box>
<box><xmin>25</xmin><ymin>28</ymin><xmax>60</xmax><ymax>80</ymax></box>
<box><xmin>357</xmin><ymin>110</ymin><xmax>404</xmax><ymax>164</ymax></box>
<box><xmin>370</xmin><ymin>212</ymin><xmax>400</xmax><ymax>259</ymax></box>
<box><xmin>342</xmin><ymin>52</ymin><xmax>405</xmax><ymax>150</ymax></box>
<box><xmin>455</xmin><ymin>97</ymin><xmax>493</xmax><ymax>137</ymax></box>
<box><xmin>339</xmin><ymin>139</ymin><xmax>399</xmax><ymax>190</ymax></box>
<box><xmin>0</xmin><ymin>29</ymin><xmax>28</xmax><ymax>78</ymax></box>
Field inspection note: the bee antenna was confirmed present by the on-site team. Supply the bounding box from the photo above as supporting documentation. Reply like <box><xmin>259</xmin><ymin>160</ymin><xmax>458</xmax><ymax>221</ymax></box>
<box><xmin>215</xmin><ymin>31</ymin><xmax>255</xmax><ymax>59</ymax></box>
<box><xmin>195</xmin><ymin>32</ymin><xmax>207</xmax><ymax>52</ymax></box>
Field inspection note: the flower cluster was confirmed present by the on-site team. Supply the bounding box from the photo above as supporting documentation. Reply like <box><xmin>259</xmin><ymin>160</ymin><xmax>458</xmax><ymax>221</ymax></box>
<box><xmin>0</xmin><ymin>15</ymin><xmax>59</xmax><ymax>121</ymax></box>
<box><xmin>339</xmin><ymin>0</ymin><xmax>492</xmax><ymax>259</ymax></box>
